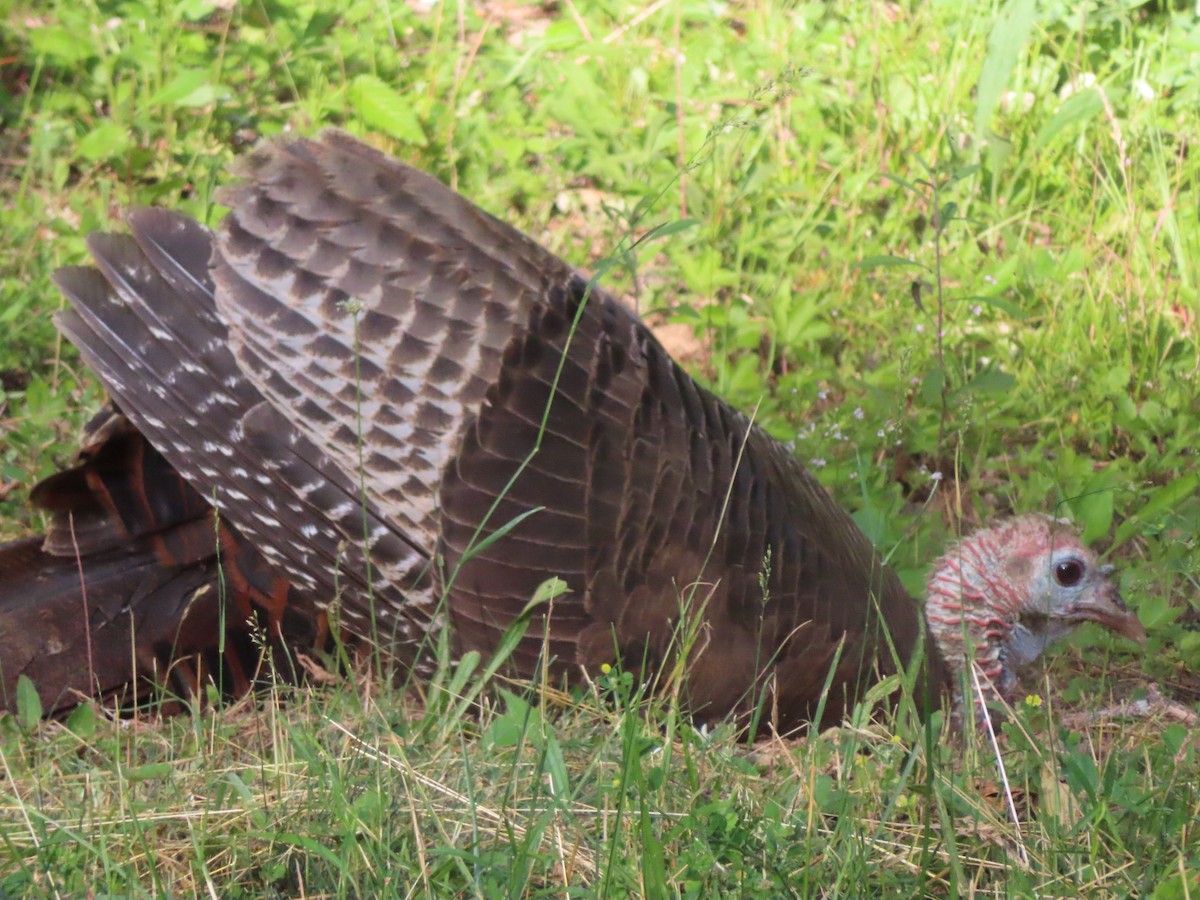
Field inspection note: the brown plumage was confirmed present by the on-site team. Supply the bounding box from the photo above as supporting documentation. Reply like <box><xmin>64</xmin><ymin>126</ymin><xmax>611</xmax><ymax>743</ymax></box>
<box><xmin>0</xmin><ymin>131</ymin><xmax>1143</xmax><ymax>728</ymax></box>
<box><xmin>0</xmin><ymin>407</ymin><xmax>321</xmax><ymax>713</ymax></box>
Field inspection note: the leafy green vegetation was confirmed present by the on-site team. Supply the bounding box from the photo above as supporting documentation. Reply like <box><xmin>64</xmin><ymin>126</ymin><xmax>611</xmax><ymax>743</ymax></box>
<box><xmin>1</xmin><ymin>0</ymin><xmax>1197</xmax><ymax>896</ymax></box>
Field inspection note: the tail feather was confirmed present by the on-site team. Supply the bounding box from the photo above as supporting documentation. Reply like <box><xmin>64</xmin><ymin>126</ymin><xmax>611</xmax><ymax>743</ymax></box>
<box><xmin>31</xmin><ymin>409</ymin><xmax>210</xmax><ymax>557</ymax></box>
<box><xmin>0</xmin><ymin>535</ymin><xmax>217</xmax><ymax>713</ymax></box>
<box><xmin>0</xmin><ymin>412</ymin><xmax>323</xmax><ymax>716</ymax></box>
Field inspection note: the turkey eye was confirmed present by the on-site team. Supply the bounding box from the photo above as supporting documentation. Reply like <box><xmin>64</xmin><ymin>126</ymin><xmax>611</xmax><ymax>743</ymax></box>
<box><xmin>1054</xmin><ymin>560</ymin><xmax>1085</xmax><ymax>587</ymax></box>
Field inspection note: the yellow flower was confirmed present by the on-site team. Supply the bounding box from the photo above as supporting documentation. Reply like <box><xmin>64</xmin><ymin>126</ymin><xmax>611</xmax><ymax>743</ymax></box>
<box><xmin>1023</xmin><ymin>694</ymin><xmax>1043</xmax><ymax>709</ymax></box>
<box><xmin>600</xmin><ymin>663</ymin><xmax>612</xmax><ymax>675</ymax></box>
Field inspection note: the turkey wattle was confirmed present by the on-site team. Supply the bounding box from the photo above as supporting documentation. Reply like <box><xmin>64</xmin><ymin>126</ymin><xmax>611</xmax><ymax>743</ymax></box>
<box><xmin>0</xmin><ymin>131</ymin><xmax>1144</xmax><ymax>728</ymax></box>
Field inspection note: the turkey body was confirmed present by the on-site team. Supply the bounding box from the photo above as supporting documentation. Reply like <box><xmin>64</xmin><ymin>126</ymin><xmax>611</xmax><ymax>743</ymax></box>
<box><xmin>0</xmin><ymin>131</ymin><xmax>944</xmax><ymax>728</ymax></box>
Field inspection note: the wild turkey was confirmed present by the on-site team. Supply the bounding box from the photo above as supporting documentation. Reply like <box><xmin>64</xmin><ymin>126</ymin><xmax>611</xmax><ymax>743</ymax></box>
<box><xmin>0</xmin><ymin>131</ymin><xmax>1144</xmax><ymax>728</ymax></box>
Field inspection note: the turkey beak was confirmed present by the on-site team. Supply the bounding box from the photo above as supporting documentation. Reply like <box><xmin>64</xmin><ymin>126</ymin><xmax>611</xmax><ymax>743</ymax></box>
<box><xmin>1075</xmin><ymin>580</ymin><xmax>1147</xmax><ymax>645</ymax></box>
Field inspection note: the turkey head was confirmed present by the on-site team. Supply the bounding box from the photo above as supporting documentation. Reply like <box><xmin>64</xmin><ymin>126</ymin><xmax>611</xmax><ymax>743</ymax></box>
<box><xmin>925</xmin><ymin>514</ymin><xmax>1144</xmax><ymax>719</ymax></box>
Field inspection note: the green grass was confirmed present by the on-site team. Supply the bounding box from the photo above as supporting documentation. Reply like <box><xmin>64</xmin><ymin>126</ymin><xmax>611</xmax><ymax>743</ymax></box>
<box><xmin>1</xmin><ymin>0</ymin><xmax>1198</xmax><ymax>896</ymax></box>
